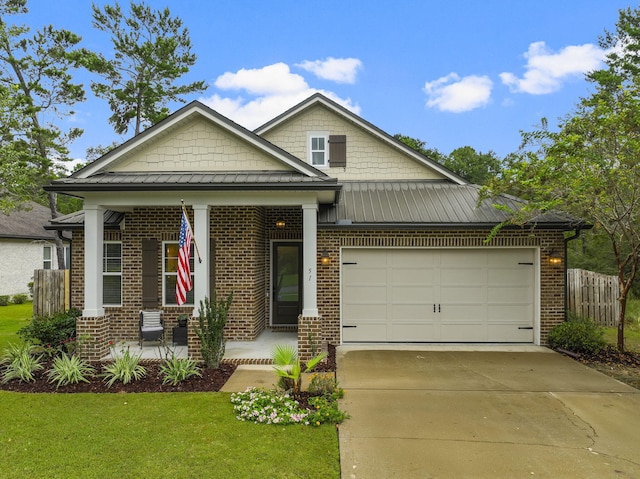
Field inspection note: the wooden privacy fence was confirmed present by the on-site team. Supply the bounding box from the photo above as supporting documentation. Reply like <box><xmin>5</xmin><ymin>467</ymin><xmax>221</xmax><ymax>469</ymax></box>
<box><xmin>32</xmin><ymin>269</ymin><xmax>70</xmax><ymax>317</ymax></box>
<box><xmin>567</xmin><ymin>268</ymin><xmax>619</xmax><ymax>326</ymax></box>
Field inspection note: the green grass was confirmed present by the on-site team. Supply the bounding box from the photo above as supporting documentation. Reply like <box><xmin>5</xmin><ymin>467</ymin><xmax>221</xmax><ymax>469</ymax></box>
<box><xmin>0</xmin><ymin>391</ymin><xmax>340</xmax><ymax>478</ymax></box>
<box><xmin>0</xmin><ymin>302</ymin><xmax>31</xmax><ymax>351</ymax></box>
<box><xmin>602</xmin><ymin>298</ymin><xmax>640</xmax><ymax>352</ymax></box>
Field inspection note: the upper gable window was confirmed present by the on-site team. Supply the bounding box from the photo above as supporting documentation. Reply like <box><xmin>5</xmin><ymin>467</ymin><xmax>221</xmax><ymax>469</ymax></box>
<box><xmin>307</xmin><ymin>131</ymin><xmax>329</xmax><ymax>168</ymax></box>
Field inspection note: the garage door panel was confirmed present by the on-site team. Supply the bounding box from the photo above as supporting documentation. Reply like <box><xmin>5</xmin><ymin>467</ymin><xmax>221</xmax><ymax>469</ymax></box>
<box><xmin>488</xmin><ymin>325</ymin><xmax>533</xmax><ymax>342</ymax></box>
<box><xmin>488</xmin><ymin>287</ymin><xmax>532</xmax><ymax>303</ymax></box>
<box><xmin>342</xmin><ymin>323</ymin><xmax>387</xmax><ymax>342</ymax></box>
<box><xmin>390</xmin><ymin>323</ymin><xmax>435</xmax><ymax>341</ymax></box>
<box><xmin>342</xmin><ymin>248</ymin><xmax>536</xmax><ymax>343</ymax></box>
<box><xmin>440</xmin><ymin>285</ymin><xmax>486</xmax><ymax>302</ymax></box>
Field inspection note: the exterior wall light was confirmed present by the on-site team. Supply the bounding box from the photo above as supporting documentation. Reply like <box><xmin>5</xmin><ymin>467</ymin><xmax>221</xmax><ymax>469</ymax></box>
<box><xmin>549</xmin><ymin>249</ymin><xmax>563</xmax><ymax>266</ymax></box>
<box><xmin>275</xmin><ymin>218</ymin><xmax>286</xmax><ymax>228</ymax></box>
<box><xmin>320</xmin><ymin>250</ymin><xmax>330</xmax><ymax>265</ymax></box>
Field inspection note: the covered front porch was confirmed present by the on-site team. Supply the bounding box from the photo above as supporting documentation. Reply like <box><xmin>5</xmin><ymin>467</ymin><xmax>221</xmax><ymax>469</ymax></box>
<box><xmin>103</xmin><ymin>327</ymin><xmax>298</xmax><ymax>363</ymax></box>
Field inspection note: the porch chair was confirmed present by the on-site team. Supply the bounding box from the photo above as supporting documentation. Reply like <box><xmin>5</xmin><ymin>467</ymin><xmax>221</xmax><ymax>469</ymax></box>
<box><xmin>139</xmin><ymin>310</ymin><xmax>164</xmax><ymax>348</ymax></box>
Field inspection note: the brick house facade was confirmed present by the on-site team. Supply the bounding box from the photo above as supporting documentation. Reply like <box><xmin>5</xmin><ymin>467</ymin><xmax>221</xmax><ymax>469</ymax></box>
<box><xmin>49</xmin><ymin>94</ymin><xmax>584</xmax><ymax>362</ymax></box>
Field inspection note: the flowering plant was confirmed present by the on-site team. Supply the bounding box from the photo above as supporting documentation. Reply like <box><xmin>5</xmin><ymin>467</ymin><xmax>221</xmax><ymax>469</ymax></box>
<box><xmin>230</xmin><ymin>387</ymin><xmax>309</xmax><ymax>425</ymax></box>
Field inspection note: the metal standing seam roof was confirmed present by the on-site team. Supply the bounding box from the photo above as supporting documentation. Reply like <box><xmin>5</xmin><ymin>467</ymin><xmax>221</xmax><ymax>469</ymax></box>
<box><xmin>46</xmin><ymin>171</ymin><xmax>339</xmax><ymax>192</ymax></box>
<box><xmin>317</xmin><ymin>181</ymin><xmax>582</xmax><ymax>227</ymax></box>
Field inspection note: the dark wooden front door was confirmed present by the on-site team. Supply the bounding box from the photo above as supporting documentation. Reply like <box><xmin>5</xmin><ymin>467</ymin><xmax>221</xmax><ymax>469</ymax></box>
<box><xmin>272</xmin><ymin>242</ymin><xmax>302</xmax><ymax>325</ymax></box>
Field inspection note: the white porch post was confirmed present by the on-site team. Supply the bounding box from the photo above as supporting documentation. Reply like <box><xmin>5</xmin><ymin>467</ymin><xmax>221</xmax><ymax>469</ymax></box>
<box><xmin>302</xmin><ymin>203</ymin><xmax>318</xmax><ymax>316</ymax></box>
<box><xmin>83</xmin><ymin>205</ymin><xmax>104</xmax><ymax>317</ymax></box>
<box><xmin>191</xmin><ymin>204</ymin><xmax>210</xmax><ymax>316</ymax></box>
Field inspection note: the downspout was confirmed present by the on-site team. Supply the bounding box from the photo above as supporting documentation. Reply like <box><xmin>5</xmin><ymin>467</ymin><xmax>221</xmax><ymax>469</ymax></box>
<box><xmin>57</xmin><ymin>230</ymin><xmax>70</xmax><ymax>311</ymax></box>
<box><xmin>563</xmin><ymin>226</ymin><xmax>584</xmax><ymax>320</ymax></box>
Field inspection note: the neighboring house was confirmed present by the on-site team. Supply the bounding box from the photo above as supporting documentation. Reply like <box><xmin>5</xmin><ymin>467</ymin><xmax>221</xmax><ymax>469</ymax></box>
<box><xmin>45</xmin><ymin>94</ymin><xmax>587</xmax><ymax>361</ymax></box>
<box><xmin>0</xmin><ymin>201</ymin><xmax>70</xmax><ymax>297</ymax></box>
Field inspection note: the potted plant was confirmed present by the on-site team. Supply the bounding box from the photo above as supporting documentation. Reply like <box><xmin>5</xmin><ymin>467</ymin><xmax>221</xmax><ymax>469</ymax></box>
<box><xmin>177</xmin><ymin>314</ymin><xmax>188</xmax><ymax>328</ymax></box>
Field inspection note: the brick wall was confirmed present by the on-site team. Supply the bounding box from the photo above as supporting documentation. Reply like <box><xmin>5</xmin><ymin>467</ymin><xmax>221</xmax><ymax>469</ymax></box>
<box><xmin>70</xmin><ymin>208</ymin><xmax>566</xmax><ymax>355</ymax></box>
<box><xmin>316</xmin><ymin>228</ymin><xmax>566</xmax><ymax>347</ymax></box>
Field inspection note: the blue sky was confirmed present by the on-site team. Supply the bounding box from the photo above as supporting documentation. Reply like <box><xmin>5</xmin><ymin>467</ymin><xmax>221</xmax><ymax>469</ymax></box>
<box><xmin>18</xmin><ymin>0</ymin><xmax>637</xmax><ymax>164</ymax></box>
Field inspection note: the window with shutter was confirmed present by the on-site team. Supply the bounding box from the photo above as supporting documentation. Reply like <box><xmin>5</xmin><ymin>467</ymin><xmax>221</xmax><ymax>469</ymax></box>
<box><xmin>103</xmin><ymin>242</ymin><xmax>122</xmax><ymax>306</ymax></box>
<box><xmin>329</xmin><ymin>135</ymin><xmax>346</xmax><ymax>167</ymax></box>
<box><xmin>307</xmin><ymin>131</ymin><xmax>329</xmax><ymax>167</ymax></box>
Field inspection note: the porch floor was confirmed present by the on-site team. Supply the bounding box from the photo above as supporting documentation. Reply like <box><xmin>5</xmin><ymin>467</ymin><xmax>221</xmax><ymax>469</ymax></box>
<box><xmin>103</xmin><ymin>328</ymin><xmax>297</xmax><ymax>363</ymax></box>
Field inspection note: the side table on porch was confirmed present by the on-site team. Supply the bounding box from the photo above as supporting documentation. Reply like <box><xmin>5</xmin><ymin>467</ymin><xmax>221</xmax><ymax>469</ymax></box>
<box><xmin>172</xmin><ymin>325</ymin><xmax>187</xmax><ymax>346</ymax></box>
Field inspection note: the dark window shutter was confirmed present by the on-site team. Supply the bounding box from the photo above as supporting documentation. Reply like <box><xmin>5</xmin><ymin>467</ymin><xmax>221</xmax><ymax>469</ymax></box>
<box><xmin>142</xmin><ymin>239</ymin><xmax>158</xmax><ymax>309</ymax></box>
<box><xmin>209</xmin><ymin>239</ymin><xmax>216</xmax><ymax>299</ymax></box>
<box><xmin>329</xmin><ymin>135</ymin><xmax>346</xmax><ymax>167</ymax></box>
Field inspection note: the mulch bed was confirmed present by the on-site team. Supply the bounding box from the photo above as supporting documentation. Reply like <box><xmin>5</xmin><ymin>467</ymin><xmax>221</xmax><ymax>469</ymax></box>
<box><xmin>557</xmin><ymin>345</ymin><xmax>640</xmax><ymax>390</ymax></box>
<box><xmin>0</xmin><ymin>344</ymin><xmax>337</xmax><ymax>394</ymax></box>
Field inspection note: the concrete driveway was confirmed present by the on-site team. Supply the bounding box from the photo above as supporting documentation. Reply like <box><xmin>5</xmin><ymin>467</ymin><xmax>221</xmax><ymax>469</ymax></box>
<box><xmin>336</xmin><ymin>346</ymin><xmax>640</xmax><ymax>479</ymax></box>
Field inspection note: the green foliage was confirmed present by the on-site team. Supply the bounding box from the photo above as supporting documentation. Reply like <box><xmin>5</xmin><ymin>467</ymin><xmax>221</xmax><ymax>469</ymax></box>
<box><xmin>308</xmin><ymin>373</ymin><xmax>342</xmax><ymax>398</ymax></box>
<box><xmin>18</xmin><ymin>308</ymin><xmax>79</xmax><ymax>353</ymax></box>
<box><xmin>47</xmin><ymin>353</ymin><xmax>96</xmax><ymax>388</ymax></box>
<box><xmin>88</xmin><ymin>1</ymin><xmax>207</xmax><ymax>135</ymax></box>
<box><xmin>11</xmin><ymin>293</ymin><xmax>28</xmax><ymax>304</ymax></box>
<box><xmin>307</xmin><ymin>395</ymin><xmax>349</xmax><ymax>426</ymax></box>
<box><xmin>482</xmin><ymin>7</ymin><xmax>640</xmax><ymax>352</ymax></box>
<box><xmin>443</xmin><ymin>146</ymin><xmax>502</xmax><ymax>185</ymax></box>
<box><xmin>548</xmin><ymin>314</ymin><xmax>606</xmax><ymax>354</ymax></box>
<box><xmin>0</xmin><ymin>1</ymin><xmax>87</xmax><ymax>212</ymax></box>
<box><xmin>272</xmin><ymin>344</ymin><xmax>327</xmax><ymax>399</ymax></box>
<box><xmin>394</xmin><ymin>134</ymin><xmax>502</xmax><ymax>185</ymax></box>
<box><xmin>0</xmin><ymin>295</ymin><xmax>9</xmax><ymax>306</ymax></box>
<box><xmin>230</xmin><ymin>387</ymin><xmax>311</xmax><ymax>425</ymax></box>
<box><xmin>194</xmin><ymin>291</ymin><xmax>233</xmax><ymax>369</ymax></box>
<box><xmin>102</xmin><ymin>345</ymin><xmax>146</xmax><ymax>387</ymax></box>
<box><xmin>0</xmin><ymin>343</ymin><xmax>44</xmax><ymax>383</ymax></box>
<box><xmin>159</xmin><ymin>353</ymin><xmax>202</xmax><ymax>386</ymax></box>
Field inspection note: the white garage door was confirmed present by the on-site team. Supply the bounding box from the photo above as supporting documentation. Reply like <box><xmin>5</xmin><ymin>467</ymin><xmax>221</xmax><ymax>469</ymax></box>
<box><xmin>341</xmin><ymin>248</ymin><xmax>536</xmax><ymax>343</ymax></box>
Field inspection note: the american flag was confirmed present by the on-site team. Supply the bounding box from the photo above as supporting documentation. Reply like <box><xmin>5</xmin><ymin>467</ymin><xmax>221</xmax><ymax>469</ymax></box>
<box><xmin>176</xmin><ymin>211</ymin><xmax>193</xmax><ymax>305</ymax></box>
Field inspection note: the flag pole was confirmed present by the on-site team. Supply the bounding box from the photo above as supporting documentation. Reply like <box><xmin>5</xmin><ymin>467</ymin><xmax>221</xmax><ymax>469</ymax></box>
<box><xmin>181</xmin><ymin>199</ymin><xmax>202</xmax><ymax>264</ymax></box>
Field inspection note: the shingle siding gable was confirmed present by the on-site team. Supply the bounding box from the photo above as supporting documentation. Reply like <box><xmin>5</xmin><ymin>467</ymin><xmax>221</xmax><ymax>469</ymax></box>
<box><xmin>259</xmin><ymin>104</ymin><xmax>447</xmax><ymax>181</ymax></box>
<box><xmin>107</xmin><ymin>118</ymin><xmax>292</xmax><ymax>173</ymax></box>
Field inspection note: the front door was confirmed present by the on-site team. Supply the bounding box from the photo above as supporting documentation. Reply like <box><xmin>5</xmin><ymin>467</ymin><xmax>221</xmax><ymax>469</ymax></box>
<box><xmin>272</xmin><ymin>242</ymin><xmax>302</xmax><ymax>325</ymax></box>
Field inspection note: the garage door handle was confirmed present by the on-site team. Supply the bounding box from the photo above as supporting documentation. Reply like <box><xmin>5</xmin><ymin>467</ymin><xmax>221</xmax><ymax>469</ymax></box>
<box><xmin>518</xmin><ymin>326</ymin><xmax>533</xmax><ymax>330</ymax></box>
<box><xmin>342</xmin><ymin>325</ymin><xmax>357</xmax><ymax>328</ymax></box>
<box><xmin>518</xmin><ymin>262</ymin><xmax>534</xmax><ymax>265</ymax></box>
<box><xmin>342</xmin><ymin>262</ymin><xmax>358</xmax><ymax>265</ymax></box>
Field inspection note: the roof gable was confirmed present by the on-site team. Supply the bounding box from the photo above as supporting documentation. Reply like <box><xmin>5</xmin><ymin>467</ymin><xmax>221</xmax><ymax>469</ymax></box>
<box><xmin>74</xmin><ymin>101</ymin><xmax>327</xmax><ymax>179</ymax></box>
<box><xmin>256</xmin><ymin>93</ymin><xmax>465</xmax><ymax>184</ymax></box>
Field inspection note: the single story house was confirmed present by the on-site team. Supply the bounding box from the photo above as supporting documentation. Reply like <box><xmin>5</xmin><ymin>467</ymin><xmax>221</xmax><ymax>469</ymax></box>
<box><xmin>0</xmin><ymin>201</ymin><xmax>70</xmax><ymax>297</ymax></box>
<box><xmin>45</xmin><ymin>93</ymin><xmax>586</xmax><ymax>361</ymax></box>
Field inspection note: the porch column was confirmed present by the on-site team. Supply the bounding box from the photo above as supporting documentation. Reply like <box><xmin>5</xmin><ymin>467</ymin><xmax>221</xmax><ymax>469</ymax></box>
<box><xmin>191</xmin><ymin>204</ymin><xmax>210</xmax><ymax>316</ymax></box>
<box><xmin>302</xmin><ymin>203</ymin><xmax>318</xmax><ymax>316</ymax></box>
<box><xmin>83</xmin><ymin>205</ymin><xmax>104</xmax><ymax>317</ymax></box>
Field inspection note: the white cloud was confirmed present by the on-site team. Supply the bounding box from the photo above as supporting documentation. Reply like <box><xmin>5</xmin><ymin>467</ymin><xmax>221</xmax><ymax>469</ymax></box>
<box><xmin>500</xmin><ymin>41</ymin><xmax>607</xmax><ymax>94</ymax></box>
<box><xmin>423</xmin><ymin>73</ymin><xmax>493</xmax><ymax>113</ymax></box>
<box><xmin>202</xmin><ymin>62</ymin><xmax>361</xmax><ymax>129</ymax></box>
<box><xmin>214</xmin><ymin>62</ymin><xmax>308</xmax><ymax>96</ymax></box>
<box><xmin>296</xmin><ymin>57</ymin><xmax>363</xmax><ymax>84</ymax></box>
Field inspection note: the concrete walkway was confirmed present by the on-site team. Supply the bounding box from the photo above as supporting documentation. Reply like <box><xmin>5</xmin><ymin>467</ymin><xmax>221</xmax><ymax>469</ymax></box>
<box><xmin>337</xmin><ymin>347</ymin><xmax>640</xmax><ymax>479</ymax></box>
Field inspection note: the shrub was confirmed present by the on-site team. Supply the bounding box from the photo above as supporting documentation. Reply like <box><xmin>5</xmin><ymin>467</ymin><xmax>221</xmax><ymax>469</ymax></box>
<box><xmin>18</xmin><ymin>308</ymin><xmax>80</xmax><ymax>354</ymax></box>
<box><xmin>548</xmin><ymin>314</ymin><xmax>606</xmax><ymax>354</ymax></box>
<box><xmin>47</xmin><ymin>353</ymin><xmax>96</xmax><ymax>388</ymax></box>
<box><xmin>102</xmin><ymin>345</ymin><xmax>146</xmax><ymax>387</ymax></box>
<box><xmin>272</xmin><ymin>344</ymin><xmax>327</xmax><ymax>399</ymax></box>
<box><xmin>11</xmin><ymin>294</ymin><xmax>29</xmax><ymax>304</ymax></box>
<box><xmin>160</xmin><ymin>353</ymin><xmax>202</xmax><ymax>386</ymax></box>
<box><xmin>308</xmin><ymin>373</ymin><xmax>340</xmax><ymax>397</ymax></box>
<box><xmin>306</xmin><ymin>395</ymin><xmax>349</xmax><ymax>426</ymax></box>
<box><xmin>194</xmin><ymin>291</ymin><xmax>233</xmax><ymax>369</ymax></box>
<box><xmin>0</xmin><ymin>295</ymin><xmax>10</xmax><ymax>306</ymax></box>
<box><xmin>0</xmin><ymin>343</ymin><xmax>44</xmax><ymax>383</ymax></box>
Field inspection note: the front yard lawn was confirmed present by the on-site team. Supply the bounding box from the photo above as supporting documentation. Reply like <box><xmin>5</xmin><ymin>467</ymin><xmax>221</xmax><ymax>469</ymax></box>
<box><xmin>0</xmin><ymin>391</ymin><xmax>340</xmax><ymax>479</ymax></box>
<box><xmin>0</xmin><ymin>302</ymin><xmax>31</xmax><ymax>351</ymax></box>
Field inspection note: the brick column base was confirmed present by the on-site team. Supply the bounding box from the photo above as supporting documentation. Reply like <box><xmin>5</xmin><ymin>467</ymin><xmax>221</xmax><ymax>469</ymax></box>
<box><xmin>188</xmin><ymin>317</ymin><xmax>203</xmax><ymax>362</ymax></box>
<box><xmin>77</xmin><ymin>316</ymin><xmax>110</xmax><ymax>362</ymax></box>
<box><xmin>297</xmin><ymin>315</ymin><xmax>325</xmax><ymax>362</ymax></box>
